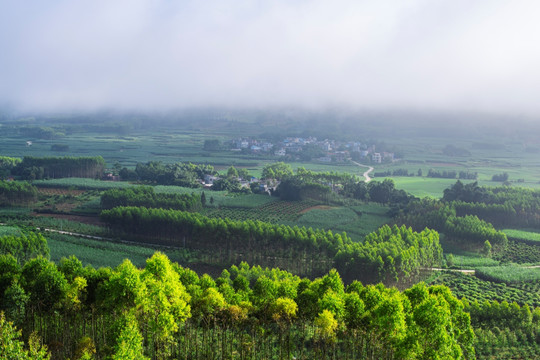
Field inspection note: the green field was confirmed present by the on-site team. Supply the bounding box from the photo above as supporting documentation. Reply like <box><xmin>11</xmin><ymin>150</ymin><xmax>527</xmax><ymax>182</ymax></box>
<box><xmin>283</xmin><ymin>202</ymin><xmax>390</xmax><ymax>241</ymax></box>
<box><xmin>448</xmin><ymin>254</ymin><xmax>500</xmax><ymax>268</ymax></box>
<box><xmin>46</xmin><ymin>232</ymin><xmax>193</xmax><ymax>268</ymax></box>
<box><xmin>475</xmin><ymin>265</ymin><xmax>540</xmax><ymax>284</ymax></box>
<box><xmin>503</xmin><ymin>229</ymin><xmax>540</xmax><ymax>243</ymax></box>
<box><xmin>386</xmin><ymin>177</ymin><xmax>475</xmax><ymax>198</ymax></box>
<box><xmin>34</xmin><ymin>178</ymin><xmax>134</xmax><ymax>190</ymax></box>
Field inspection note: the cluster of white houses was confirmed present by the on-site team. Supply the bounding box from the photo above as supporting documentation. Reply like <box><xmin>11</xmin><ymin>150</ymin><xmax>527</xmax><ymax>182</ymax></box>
<box><xmin>231</xmin><ymin>137</ymin><xmax>395</xmax><ymax>164</ymax></box>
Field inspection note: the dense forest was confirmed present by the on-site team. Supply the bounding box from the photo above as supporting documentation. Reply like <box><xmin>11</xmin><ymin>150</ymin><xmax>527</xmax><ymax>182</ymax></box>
<box><xmin>443</xmin><ymin>181</ymin><xmax>540</xmax><ymax>229</ymax></box>
<box><xmin>0</xmin><ymin>231</ymin><xmax>475</xmax><ymax>360</ymax></box>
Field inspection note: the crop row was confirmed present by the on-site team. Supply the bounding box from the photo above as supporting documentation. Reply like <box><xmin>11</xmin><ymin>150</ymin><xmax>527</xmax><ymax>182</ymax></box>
<box><xmin>37</xmin><ymin>187</ymin><xmax>86</xmax><ymax>196</ymax></box>
<box><xmin>34</xmin><ymin>178</ymin><xmax>133</xmax><ymax>190</ymax></box>
<box><xmin>475</xmin><ymin>265</ymin><xmax>540</xmax><ymax>284</ymax></box>
<box><xmin>494</xmin><ymin>240</ymin><xmax>540</xmax><ymax>264</ymax></box>
<box><xmin>202</xmin><ymin>200</ymin><xmax>318</xmax><ymax>223</ymax></box>
<box><xmin>428</xmin><ymin>272</ymin><xmax>540</xmax><ymax>307</ymax></box>
<box><xmin>503</xmin><ymin>228</ymin><xmax>540</xmax><ymax>243</ymax></box>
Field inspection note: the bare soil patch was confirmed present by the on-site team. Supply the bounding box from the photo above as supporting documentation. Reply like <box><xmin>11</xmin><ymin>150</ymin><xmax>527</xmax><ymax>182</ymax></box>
<box><xmin>299</xmin><ymin>205</ymin><xmax>333</xmax><ymax>214</ymax></box>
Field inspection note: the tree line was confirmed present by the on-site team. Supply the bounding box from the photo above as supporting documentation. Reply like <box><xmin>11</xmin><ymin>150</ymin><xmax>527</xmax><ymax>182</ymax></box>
<box><xmin>0</xmin><ymin>181</ymin><xmax>38</xmax><ymax>206</ymax></box>
<box><xmin>464</xmin><ymin>298</ymin><xmax>540</xmax><ymax>359</ymax></box>
<box><xmin>101</xmin><ymin>206</ymin><xmax>442</xmax><ymax>284</ymax></box>
<box><xmin>396</xmin><ymin>199</ymin><xmax>508</xmax><ymax>250</ymax></box>
<box><xmin>0</xmin><ymin>249</ymin><xmax>475</xmax><ymax>360</ymax></box>
<box><xmin>12</xmin><ymin>156</ymin><xmax>105</xmax><ymax>180</ymax></box>
<box><xmin>443</xmin><ymin>181</ymin><xmax>540</xmax><ymax>229</ymax></box>
<box><xmin>0</xmin><ymin>156</ymin><xmax>21</xmax><ymax>179</ymax></box>
<box><xmin>119</xmin><ymin>161</ymin><xmax>215</xmax><ymax>187</ymax></box>
<box><xmin>100</xmin><ymin>186</ymin><xmax>202</xmax><ymax>211</ymax></box>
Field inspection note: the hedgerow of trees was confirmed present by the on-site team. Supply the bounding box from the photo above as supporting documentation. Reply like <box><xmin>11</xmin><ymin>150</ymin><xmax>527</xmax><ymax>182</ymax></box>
<box><xmin>395</xmin><ymin>199</ymin><xmax>508</xmax><ymax>250</ymax></box>
<box><xmin>101</xmin><ymin>206</ymin><xmax>442</xmax><ymax>284</ymax></box>
<box><xmin>120</xmin><ymin>161</ymin><xmax>216</xmax><ymax>187</ymax></box>
<box><xmin>443</xmin><ymin>180</ymin><xmax>540</xmax><ymax>229</ymax></box>
<box><xmin>0</xmin><ymin>156</ymin><xmax>21</xmax><ymax>179</ymax></box>
<box><xmin>0</xmin><ymin>181</ymin><xmax>38</xmax><ymax>206</ymax></box>
<box><xmin>12</xmin><ymin>156</ymin><xmax>105</xmax><ymax>180</ymax></box>
<box><xmin>100</xmin><ymin>186</ymin><xmax>202</xmax><ymax>211</ymax></box>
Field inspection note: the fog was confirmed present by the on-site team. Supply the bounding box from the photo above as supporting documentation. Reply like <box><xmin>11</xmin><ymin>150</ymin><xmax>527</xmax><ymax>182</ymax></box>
<box><xmin>1</xmin><ymin>0</ymin><xmax>540</xmax><ymax>116</ymax></box>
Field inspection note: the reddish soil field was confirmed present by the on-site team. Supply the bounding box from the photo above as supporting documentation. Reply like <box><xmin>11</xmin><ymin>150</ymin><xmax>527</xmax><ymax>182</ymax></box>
<box><xmin>38</xmin><ymin>188</ymin><xmax>86</xmax><ymax>196</ymax></box>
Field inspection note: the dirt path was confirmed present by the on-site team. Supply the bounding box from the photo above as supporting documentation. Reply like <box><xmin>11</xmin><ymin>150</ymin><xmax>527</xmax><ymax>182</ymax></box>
<box><xmin>352</xmin><ymin>161</ymin><xmax>374</xmax><ymax>182</ymax></box>
<box><xmin>427</xmin><ymin>268</ymin><xmax>476</xmax><ymax>274</ymax></box>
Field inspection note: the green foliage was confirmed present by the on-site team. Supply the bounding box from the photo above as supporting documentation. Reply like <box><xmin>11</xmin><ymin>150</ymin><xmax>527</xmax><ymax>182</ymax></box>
<box><xmin>276</xmin><ymin>176</ymin><xmax>330</xmax><ymax>201</ymax></box>
<box><xmin>261</xmin><ymin>162</ymin><xmax>293</xmax><ymax>180</ymax></box>
<box><xmin>111</xmin><ymin>312</ymin><xmax>148</xmax><ymax>360</ymax></box>
<box><xmin>21</xmin><ymin>257</ymin><xmax>68</xmax><ymax>313</ymax></box>
<box><xmin>50</xmin><ymin>144</ymin><xmax>69</xmax><ymax>152</ymax></box>
<box><xmin>0</xmin><ymin>312</ymin><xmax>50</xmax><ymax>360</ymax></box>
<box><xmin>0</xmin><ymin>232</ymin><xmax>49</xmax><ymax>263</ymax></box>
<box><xmin>482</xmin><ymin>240</ymin><xmax>492</xmax><ymax>258</ymax></box>
<box><xmin>101</xmin><ymin>186</ymin><xmax>201</xmax><ymax>211</ymax></box>
<box><xmin>203</xmin><ymin>139</ymin><xmax>221</xmax><ymax>151</ymax></box>
<box><xmin>0</xmin><ymin>181</ymin><xmax>38</xmax><ymax>206</ymax></box>
<box><xmin>134</xmin><ymin>161</ymin><xmax>215</xmax><ymax>187</ymax></box>
<box><xmin>0</xmin><ymin>254</ymin><xmax>476</xmax><ymax>360</ymax></box>
<box><xmin>102</xmin><ymin>207</ymin><xmax>442</xmax><ymax>284</ymax></box>
<box><xmin>444</xmin><ymin>181</ymin><xmax>540</xmax><ymax>229</ymax></box>
<box><xmin>13</xmin><ymin>156</ymin><xmax>105</xmax><ymax>180</ymax></box>
<box><xmin>335</xmin><ymin>224</ymin><xmax>442</xmax><ymax>284</ymax></box>
<box><xmin>0</xmin><ymin>156</ymin><xmax>21</xmax><ymax>180</ymax></box>
<box><xmin>464</xmin><ymin>299</ymin><xmax>540</xmax><ymax>359</ymax></box>
<box><xmin>492</xmin><ymin>172</ymin><xmax>509</xmax><ymax>182</ymax></box>
<box><xmin>397</xmin><ymin>199</ymin><xmax>508</xmax><ymax>249</ymax></box>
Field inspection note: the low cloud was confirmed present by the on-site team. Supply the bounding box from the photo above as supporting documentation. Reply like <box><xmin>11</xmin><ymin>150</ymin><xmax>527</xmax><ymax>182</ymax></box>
<box><xmin>1</xmin><ymin>0</ymin><xmax>540</xmax><ymax>115</ymax></box>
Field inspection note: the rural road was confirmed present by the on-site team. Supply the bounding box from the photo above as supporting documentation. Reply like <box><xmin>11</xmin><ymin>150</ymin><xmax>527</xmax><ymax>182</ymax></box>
<box><xmin>352</xmin><ymin>161</ymin><xmax>374</xmax><ymax>182</ymax></box>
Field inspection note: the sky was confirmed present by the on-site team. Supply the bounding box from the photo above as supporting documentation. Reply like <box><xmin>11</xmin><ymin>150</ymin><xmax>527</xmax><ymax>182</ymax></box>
<box><xmin>1</xmin><ymin>0</ymin><xmax>540</xmax><ymax>115</ymax></box>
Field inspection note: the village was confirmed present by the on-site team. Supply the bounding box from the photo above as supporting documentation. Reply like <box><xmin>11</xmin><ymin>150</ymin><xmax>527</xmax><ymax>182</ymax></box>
<box><xmin>228</xmin><ymin>136</ymin><xmax>396</xmax><ymax>164</ymax></box>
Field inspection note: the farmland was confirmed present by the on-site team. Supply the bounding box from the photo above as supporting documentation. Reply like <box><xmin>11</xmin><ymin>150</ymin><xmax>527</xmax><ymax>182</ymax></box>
<box><xmin>503</xmin><ymin>229</ymin><xmax>540</xmax><ymax>244</ymax></box>
<box><xmin>46</xmin><ymin>231</ymin><xmax>193</xmax><ymax>269</ymax></box>
<box><xmin>476</xmin><ymin>265</ymin><xmax>540</xmax><ymax>284</ymax></box>
<box><xmin>3</xmin><ymin>116</ymin><xmax>540</xmax><ymax>360</ymax></box>
<box><xmin>428</xmin><ymin>272</ymin><xmax>540</xmax><ymax>307</ymax></box>
<box><xmin>202</xmin><ymin>199</ymin><xmax>318</xmax><ymax>223</ymax></box>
